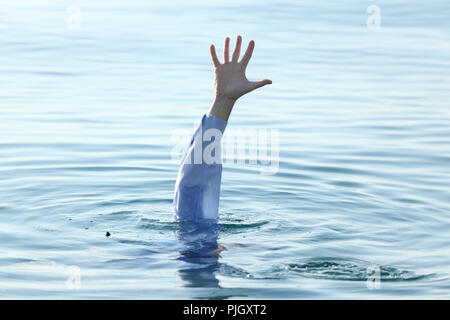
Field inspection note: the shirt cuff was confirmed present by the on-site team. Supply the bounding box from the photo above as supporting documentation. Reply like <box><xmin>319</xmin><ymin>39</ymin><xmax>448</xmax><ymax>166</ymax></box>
<box><xmin>203</xmin><ymin>113</ymin><xmax>227</xmax><ymax>134</ymax></box>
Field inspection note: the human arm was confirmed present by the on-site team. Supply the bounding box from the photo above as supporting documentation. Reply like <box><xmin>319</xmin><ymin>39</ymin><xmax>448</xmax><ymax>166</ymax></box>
<box><xmin>173</xmin><ymin>36</ymin><xmax>271</xmax><ymax>221</ymax></box>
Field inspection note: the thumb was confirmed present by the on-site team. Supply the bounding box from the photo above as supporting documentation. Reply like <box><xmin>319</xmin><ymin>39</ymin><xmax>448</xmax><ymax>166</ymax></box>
<box><xmin>249</xmin><ymin>79</ymin><xmax>272</xmax><ymax>91</ymax></box>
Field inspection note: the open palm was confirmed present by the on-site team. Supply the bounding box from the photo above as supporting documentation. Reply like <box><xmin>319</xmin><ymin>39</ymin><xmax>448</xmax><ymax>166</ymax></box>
<box><xmin>210</xmin><ymin>36</ymin><xmax>272</xmax><ymax>101</ymax></box>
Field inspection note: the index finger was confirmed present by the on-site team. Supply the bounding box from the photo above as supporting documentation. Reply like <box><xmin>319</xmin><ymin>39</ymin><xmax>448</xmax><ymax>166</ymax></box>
<box><xmin>240</xmin><ymin>40</ymin><xmax>255</xmax><ymax>68</ymax></box>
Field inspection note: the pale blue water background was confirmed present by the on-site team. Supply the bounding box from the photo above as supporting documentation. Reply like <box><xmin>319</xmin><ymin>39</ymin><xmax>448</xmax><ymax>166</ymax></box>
<box><xmin>1</xmin><ymin>0</ymin><xmax>450</xmax><ymax>299</ymax></box>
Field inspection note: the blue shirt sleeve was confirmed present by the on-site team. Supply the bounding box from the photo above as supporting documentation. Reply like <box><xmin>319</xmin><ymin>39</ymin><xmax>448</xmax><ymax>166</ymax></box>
<box><xmin>173</xmin><ymin>114</ymin><xmax>227</xmax><ymax>221</ymax></box>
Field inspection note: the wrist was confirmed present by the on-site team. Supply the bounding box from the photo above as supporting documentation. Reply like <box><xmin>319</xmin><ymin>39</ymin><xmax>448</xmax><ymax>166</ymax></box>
<box><xmin>213</xmin><ymin>95</ymin><xmax>236</xmax><ymax>111</ymax></box>
<box><xmin>207</xmin><ymin>95</ymin><xmax>236</xmax><ymax>121</ymax></box>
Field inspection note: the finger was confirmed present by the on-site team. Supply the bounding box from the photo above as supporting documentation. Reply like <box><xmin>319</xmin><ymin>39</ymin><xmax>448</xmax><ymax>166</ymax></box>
<box><xmin>223</xmin><ymin>37</ymin><xmax>230</xmax><ymax>63</ymax></box>
<box><xmin>249</xmin><ymin>79</ymin><xmax>272</xmax><ymax>91</ymax></box>
<box><xmin>232</xmin><ymin>35</ymin><xmax>242</xmax><ymax>62</ymax></box>
<box><xmin>210</xmin><ymin>44</ymin><xmax>220</xmax><ymax>67</ymax></box>
<box><xmin>240</xmin><ymin>40</ymin><xmax>255</xmax><ymax>68</ymax></box>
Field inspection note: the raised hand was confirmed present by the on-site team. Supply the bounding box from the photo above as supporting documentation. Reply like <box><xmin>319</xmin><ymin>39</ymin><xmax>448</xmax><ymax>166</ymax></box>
<box><xmin>210</xmin><ymin>35</ymin><xmax>272</xmax><ymax>101</ymax></box>
<box><xmin>208</xmin><ymin>36</ymin><xmax>272</xmax><ymax>121</ymax></box>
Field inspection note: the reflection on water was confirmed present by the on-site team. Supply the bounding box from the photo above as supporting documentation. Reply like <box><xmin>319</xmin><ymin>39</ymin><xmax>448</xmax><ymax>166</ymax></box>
<box><xmin>175</xmin><ymin>221</ymin><xmax>222</xmax><ymax>288</ymax></box>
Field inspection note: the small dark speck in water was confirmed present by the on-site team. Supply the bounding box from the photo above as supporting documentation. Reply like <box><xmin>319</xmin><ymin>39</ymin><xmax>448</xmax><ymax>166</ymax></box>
<box><xmin>106</xmin><ymin>232</ymin><xmax>111</xmax><ymax>237</ymax></box>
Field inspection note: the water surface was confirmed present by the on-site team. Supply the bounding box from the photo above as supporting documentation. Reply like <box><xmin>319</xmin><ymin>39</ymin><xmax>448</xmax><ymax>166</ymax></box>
<box><xmin>1</xmin><ymin>0</ymin><xmax>449</xmax><ymax>299</ymax></box>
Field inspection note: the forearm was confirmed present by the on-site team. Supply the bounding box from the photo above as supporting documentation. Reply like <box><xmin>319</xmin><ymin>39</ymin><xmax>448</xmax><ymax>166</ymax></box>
<box><xmin>173</xmin><ymin>114</ymin><xmax>227</xmax><ymax>221</ymax></box>
<box><xmin>207</xmin><ymin>95</ymin><xmax>236</xmax><ymax>122</ymax></box>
